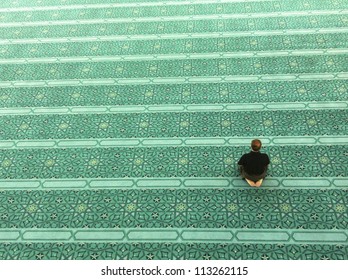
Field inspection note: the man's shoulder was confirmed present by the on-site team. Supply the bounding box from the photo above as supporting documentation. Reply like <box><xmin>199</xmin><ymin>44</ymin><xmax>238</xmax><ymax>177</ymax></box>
<box><xmin>238</xmin><ymin>153</ymin><xmax>248</xmax><ymax>164</ymax></box>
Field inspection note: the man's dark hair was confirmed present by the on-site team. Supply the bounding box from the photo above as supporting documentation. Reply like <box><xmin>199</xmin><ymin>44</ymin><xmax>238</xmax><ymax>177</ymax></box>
<box><xmin>251</xmin><ymin>139</ymin><xmax>262</xmax><ymax>151</ymax></box>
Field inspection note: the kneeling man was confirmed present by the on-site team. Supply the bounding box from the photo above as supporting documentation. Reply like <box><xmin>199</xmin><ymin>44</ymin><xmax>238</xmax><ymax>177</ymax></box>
<box><xmin>238</xmin><ymin>139</ymin><xmax>270</xmax><ymax>187</ymax></box>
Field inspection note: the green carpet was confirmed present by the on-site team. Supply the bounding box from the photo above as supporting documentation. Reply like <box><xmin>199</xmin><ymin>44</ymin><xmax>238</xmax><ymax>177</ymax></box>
<box><xmin>0</xmin><ymin>0</ymin><xmax>347</xmax><ymax>260</ymax></box>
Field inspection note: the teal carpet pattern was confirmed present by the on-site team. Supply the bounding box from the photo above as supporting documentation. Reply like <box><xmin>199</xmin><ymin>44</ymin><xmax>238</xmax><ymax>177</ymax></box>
<box><xmin>0</xmin><ymin>0</ymin><xmax>348</xmax><ymax>260</ymax></box>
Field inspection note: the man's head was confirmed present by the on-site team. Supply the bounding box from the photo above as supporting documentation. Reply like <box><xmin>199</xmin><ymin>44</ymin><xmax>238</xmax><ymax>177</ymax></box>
<box><xmin>251</xmin><ymin>139</ymin><xmax>262</xmax><ymax>152</ymax></box>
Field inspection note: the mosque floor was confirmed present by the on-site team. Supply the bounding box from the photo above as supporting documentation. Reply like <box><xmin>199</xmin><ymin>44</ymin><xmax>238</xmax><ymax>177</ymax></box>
<box><xmin>0</xmin><ymin>0</ymin><xmax>347</xmax><ymax>260</ymax></box>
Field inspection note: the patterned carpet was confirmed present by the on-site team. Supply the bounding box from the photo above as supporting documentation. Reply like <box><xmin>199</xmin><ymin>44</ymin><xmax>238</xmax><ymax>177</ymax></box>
<box><xmin>0</xmin><ymin>0</ymin><xmax>347</xmax><ymax>260</ymax></box>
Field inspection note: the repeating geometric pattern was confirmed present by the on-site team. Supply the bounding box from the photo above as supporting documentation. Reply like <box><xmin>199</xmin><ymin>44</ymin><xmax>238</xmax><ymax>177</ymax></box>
<box><xmin>0</xmin><ymin>146</ymin><xmax>347</xmax><ymax>178</ymax></box>
<box><xmin>1</xmin><ymin>0</ymin><xmax>348</xmax><ymax>21</ymax></box>
<box><xmin>0</xmin><ymin>0</ymin><xmax>347</xmax><ymax>260</ymax></box>
<box><xmin>1</xmin><ymin>15</ymin><xmax>348</xmax><ymax>40</ymax></box>
<box><xmin>0</xmin><ymin>243</ymin><xmax>347</xmax><ymax>260</ymax></box>
<box><xmin>0</xmin><ymin>189</ymin><xmax>347</xmax><ymax>229</ymax></box>
<box><xmin>1</xmin><ymin>55</ymin><xmax>348</xmax><ymax>81</ymax></box>
<box><xmin>0</xmin><ymin>110</ymin><xmax>347</xmax><ymax>139</ymax></box>
<box><xmin>1</xmin><ymin>81</ymin><xmax>347</xmax><ymax>107</ymax></box>
<box><xmin>0</xmin><ymin>33</ymin><xmax>348</xmax><ymax>60</ymax></box>
<box><xmin>2</xmin><ymin>0</ymin><xmax>347</xmax><ymax>9</ymax></box>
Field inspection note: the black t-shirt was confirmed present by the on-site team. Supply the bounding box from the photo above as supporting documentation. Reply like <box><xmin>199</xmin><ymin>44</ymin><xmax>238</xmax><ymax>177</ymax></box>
<box><xmin>238</xmin><ymin>151</ymin><xmax>270</xmax><ymax>175</ymax></box>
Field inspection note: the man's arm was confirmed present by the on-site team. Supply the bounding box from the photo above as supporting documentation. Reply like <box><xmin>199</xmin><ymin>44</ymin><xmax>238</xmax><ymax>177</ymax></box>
<box><xmin>264</xmin><ymin>154</ymin><xmax>270</xmax><ymax>172</ymax></box>
<box><xmin>238</xmin><ymin>154</ymin><xmax>246</xmax><ymax>166</ymax></box>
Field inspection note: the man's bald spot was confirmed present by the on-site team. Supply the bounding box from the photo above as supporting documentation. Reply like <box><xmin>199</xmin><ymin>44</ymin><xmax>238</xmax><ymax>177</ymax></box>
<box><xmin>251</xmin><ymin>139</ymin><xmax>262</xmax><ymax>151</ymax></box>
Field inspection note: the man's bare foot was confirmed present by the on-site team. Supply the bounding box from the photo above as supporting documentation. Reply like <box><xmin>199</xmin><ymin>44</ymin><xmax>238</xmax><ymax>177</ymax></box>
<box><xmin>245</xmin><ymin>178</ymin><xmax>256</xmax><ymax>187</ymax></box>
<box><xmin>254</xmin><ymin>179</ymin><xmax>263</xmax><ymax>187</ymax></box>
